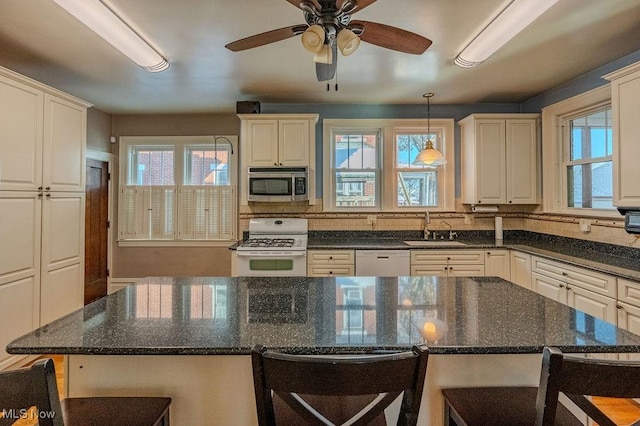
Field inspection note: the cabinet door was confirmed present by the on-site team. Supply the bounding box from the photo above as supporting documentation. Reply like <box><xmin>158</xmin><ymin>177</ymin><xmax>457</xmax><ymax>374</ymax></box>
<box><xmin>609</xmin><ymin>64</ymin><xmax>640</xmax><ymax>208</ymax></box>
<box><xmin>411</xmin><ymin>264</ymin><xmax>448</xmax><ymax>276</ymax></box>
<box><xmin>568</xmin><ymin>285</ymin><xmax>617</xmax><ymax>324</ymax></box>
<box><xmin>447</xmin><ymin>264</ymin><xmax>485</xmax><ymax>277</ymax></box>
<box><xmin>509</xmin><ymin>251</ymin><xmax>532</xmax><ymax>289</ymax></box>
<box><xmin>40</xmin><ymin>192</ymin><xmax>84</xmax><ymax>324</ymax></box>
<box><xmin>0</xmin><ymin>277</ymin><xmax>40</xmax><ymax>369</ymax></box>
<box><xmin>43</xmin><ymin>94</ymin><xmax>86</xmax><ymax>192</ymax></box>
<box><xmin>475</xmin><ymin>120</ymin><xmax>506</xmax><ymax>204</ymax></box>
<box><xmin>532</xmin><ymin>272</ymin><xmax>567</xmax><ymax>304</ymax></box>
<box><xmin>246</xmin><ymin>120</ymin><xmax>279</xmax><ymax>166</ymax></box>
<box><xmin>618</xmin><ymin>302</ymin><xmax>640</xmax><ymax>361</ymax></box>
<box><xmin>0</xmin><ymin>192</ymin><xmax>41</xmax><ymax>286</ymax></box>
<box><xmin>484</xmin><ymin>250</ymin><xmax>510</xmax><ymax>280</ymax></box>
<box><xmin>506</xmin><ymin>119</ymin><xmax>538</xmax><ymax>204</ymax></box>
<box><xmin>279</xmin><ymin>120</ymin><xmax>309</xmax><ymax>166</ymax></box>
<box><xmin>0</xmin><ymin>75</ymin><xmax>44</xmax><ymax>191</ymax></box>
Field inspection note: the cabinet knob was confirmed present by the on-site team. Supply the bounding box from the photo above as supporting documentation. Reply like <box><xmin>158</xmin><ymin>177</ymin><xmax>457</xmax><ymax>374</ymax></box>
<box><xmin>45</xmin><ymin>193</ymin><xmax>51</xmax><ymax>198</ymax></box>
<box><xmin>274</xmin><ymin>162</ymin><xmax>278</xmax><ymax>166</ymax></box>
<box><xmin>562</xmin><ymin>272</ymin><xmax>568</xmax><ymax>276</ymax></box>
<box><xmin>559</xmin><ymin>284</ymin><xmax>565</xmax><ymax>288</ymax></box>
<box><xmin>478</xmin><ymin>200</ymin><xmax>482</xmax><ymax>203</ymax></box>
<box><xmin>279</xmin><ymin>163</ymin><xmax>283</xmax><ymax>166</ymax></box>
<box><xmin>329</xmin><ymin>256</ymin><xmax>333</xmax><ymax>260</ymax></box>
<box><xmin>45</xmin><ymin>186</ymin><xmax>51</xmax><ymax>190</ymax></box>
<box><xmin>509</xmin><ymin>200</ymin><xmax>512</xmax><ymax>204</ymax></box>
<box><xmin>616</xmin><ymin>305</ymin><xmax>623</xmax><ymax>310</ymax></box>
<box><xmin>329</xmin><ymin>271</ymin><xmax>333</xmax><ymax>274</ymax></box>
<box><xmin>38</xmin><ymin>186</ymin><xmax>43</xmax><ymax>190</ymax></box>
<box><xmin>487</xmin><ymin>252</ymin><xmax>491</xmax><ymax>255</ymax></box>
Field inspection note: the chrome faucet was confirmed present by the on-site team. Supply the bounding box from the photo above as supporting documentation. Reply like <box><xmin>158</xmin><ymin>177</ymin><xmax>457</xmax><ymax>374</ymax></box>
<box><xmin>441</xmin><ymin>220</ymin><xmax>458</xmax><ymax>240</ymax></box>
<box><xmin>424</xmin><ymin>210</ymin><xmax>431</xmax><ymax>239</ymax></box>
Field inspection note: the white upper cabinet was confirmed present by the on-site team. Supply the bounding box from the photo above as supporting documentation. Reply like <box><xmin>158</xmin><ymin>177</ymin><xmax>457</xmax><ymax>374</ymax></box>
<box><xmin>0</xmin><ymin>74</ymin><xmax>44</xmax><ymax>191</ymax></box>
<box><xmin>460</xmin><ymin>114</ymin><xmax>540</xmax><ymax>205</ymax></box>
<box><xmin>0</xmin><ymin>69</ymin><xmax>88</xmax><ymax>192</ymax></box>
<box><xmin>604</xmin><ymin>61</ymin><xmax>640</xmax><ymax>208</ymax></box>
<box><xmin>240</xmin><ymin>115</ymin><xmax>318</xmax><ymax>167</ymax></box>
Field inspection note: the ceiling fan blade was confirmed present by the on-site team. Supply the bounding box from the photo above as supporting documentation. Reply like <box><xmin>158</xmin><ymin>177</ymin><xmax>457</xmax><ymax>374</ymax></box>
<box><xmin>337</xmin><ymin>0</ymin><xmax>376</xmax><ymax>14</ymax></box>
<box><xmin>316</xmin><ymin>44</ymin><xmax>337</xmax><ymax>81</ymax></box>
<box><xmin>350</xmin><ymin>20</ymin><xmax>432</xmax><ymax>54</ymax></box>
<box><xmin>225</xmin><ymin>25</ymin><xmax>307</xmax><ymax>52</ymax></box>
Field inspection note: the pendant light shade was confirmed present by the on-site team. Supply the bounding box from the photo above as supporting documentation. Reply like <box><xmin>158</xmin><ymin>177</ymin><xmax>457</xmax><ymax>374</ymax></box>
<box><xmin>301</xmin><ymin>24</ymin><xmax>325</xmax><ymax>53</ymax></box>
<box><xmin>312</xmin><ymin>44</ymin><xmax>333</xmax><ymax>64</ymax></box>
<box><xmin>337</xmin><ymin>29</ymin><xmax>360</xmax><ymax>56</ymax></box>
<box><xmin>413</xmin><ymin>139</ymin><xmax>447</xmax><ymax>167</ymax></box>
<box><xmin>413</xmin><ymin>92</ymin><xmax>447</xmax><ymax>168</ymax></box>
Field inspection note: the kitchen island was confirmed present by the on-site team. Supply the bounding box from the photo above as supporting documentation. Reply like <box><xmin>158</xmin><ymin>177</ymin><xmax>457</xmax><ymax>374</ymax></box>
<box><xmin>9</xmin><ymin>276</ymin><xmax>640</xmax><ymax>425</ymax></box>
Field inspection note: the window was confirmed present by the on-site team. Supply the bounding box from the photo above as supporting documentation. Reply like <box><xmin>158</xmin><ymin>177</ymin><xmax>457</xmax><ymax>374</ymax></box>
<box><xmin>119</xmin><ymin>136</ymin><xmax>237</xmax><ymax>244</ymax></box>
<box><xmin>541</xmin><ymin>85</ymin><xmax>615</xmax><ymax>216</ymax></box>
<box><xmin>323</xmin><ymin>119</ymin><xmax>454</xmax><ymax>211</ymax></box>
<box><xmin>564</xmin><ymin>108</ymin><xmax>613</xmax><ymax>209</ymax></box>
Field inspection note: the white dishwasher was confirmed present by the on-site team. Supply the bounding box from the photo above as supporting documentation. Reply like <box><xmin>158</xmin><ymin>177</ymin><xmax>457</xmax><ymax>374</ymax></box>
<box><xmin>355</xmin><ymin>250</ymin><xmax>410</xmax><ymax>277</ymax></box>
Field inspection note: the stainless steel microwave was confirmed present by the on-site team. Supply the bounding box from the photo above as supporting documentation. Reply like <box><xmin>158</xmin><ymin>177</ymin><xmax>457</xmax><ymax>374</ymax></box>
<box><xmin>247</xmin><ymin>167</ymin><xmax>309</xmax><ymax>202</ymax></box>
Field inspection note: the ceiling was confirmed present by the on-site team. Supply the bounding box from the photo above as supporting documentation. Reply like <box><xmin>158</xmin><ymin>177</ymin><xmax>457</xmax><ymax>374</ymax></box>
<box><xmin>1</xmin><ymin>0</ymin><xmax>639</xmax><ymax>114</ymax></box>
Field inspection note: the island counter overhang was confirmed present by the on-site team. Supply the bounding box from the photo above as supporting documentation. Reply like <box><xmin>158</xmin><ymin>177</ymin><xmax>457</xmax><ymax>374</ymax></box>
<box><xmin>8</xmin><ymin>276</ymin><xmax>640</xmax><ymax>426</ymax></box>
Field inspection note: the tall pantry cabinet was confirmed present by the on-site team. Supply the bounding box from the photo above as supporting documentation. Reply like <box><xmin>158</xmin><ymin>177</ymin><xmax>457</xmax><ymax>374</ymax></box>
<box><xmin>0</xmin><ymin>66</ymin><xmax>90</xmax><ymax>369</ymax></box>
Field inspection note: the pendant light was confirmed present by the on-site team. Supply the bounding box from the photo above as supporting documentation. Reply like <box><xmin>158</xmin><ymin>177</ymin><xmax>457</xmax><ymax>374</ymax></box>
<box><xmin>413</xmin><ymin>93</ymin><xmax>446</xmax><ymax>167</ymax></box>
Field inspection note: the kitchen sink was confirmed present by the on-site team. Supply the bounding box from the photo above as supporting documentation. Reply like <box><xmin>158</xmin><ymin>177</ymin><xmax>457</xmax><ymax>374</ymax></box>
<box><xmin>403</xmin><ymin>240</ymin><xmax>467</xmax><ymax>247</ymax></box>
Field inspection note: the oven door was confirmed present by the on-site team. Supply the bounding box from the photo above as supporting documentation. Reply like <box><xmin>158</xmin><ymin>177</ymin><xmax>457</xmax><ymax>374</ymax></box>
<box><xmin>234</xmin><ymin>251</ymin><xmax>307</xmax><ymax>276</ymax></box>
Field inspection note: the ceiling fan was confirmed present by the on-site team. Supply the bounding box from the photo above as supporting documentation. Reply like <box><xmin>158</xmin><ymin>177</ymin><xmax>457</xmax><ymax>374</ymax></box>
<box><xmin>225</xmin><ymin>0</ymin><xmax>432</xmax><ymax>81</ymax></box>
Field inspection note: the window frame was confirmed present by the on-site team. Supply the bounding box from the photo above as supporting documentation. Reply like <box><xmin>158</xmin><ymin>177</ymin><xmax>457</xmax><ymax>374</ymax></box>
<box><xmin>323</xmin><ymin>118</ymin><xmax>455</xmax><ymax>212</ymax></box>
<box><xmin>541</xmin><ymin>85</ymin><xmax>617</xmax><ymax>217</ymax></box>
<box><xmin>118</xmin><ymin>135</ymin><xmax>237</xmax><ymax>246</ymax></box>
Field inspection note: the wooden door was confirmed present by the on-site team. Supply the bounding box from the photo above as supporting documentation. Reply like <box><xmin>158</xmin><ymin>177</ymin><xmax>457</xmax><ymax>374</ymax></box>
<box><xmin>84</xmin><ymin>159</ymin><xmax>108</xmax><ymax>305</ymax></box>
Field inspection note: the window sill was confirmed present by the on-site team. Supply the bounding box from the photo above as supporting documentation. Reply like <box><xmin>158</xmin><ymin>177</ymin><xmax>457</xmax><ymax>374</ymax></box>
<box><xmin>117</xmin><ymin>240</ymin><xmax>237</xmax><ymax>248</ymax></box>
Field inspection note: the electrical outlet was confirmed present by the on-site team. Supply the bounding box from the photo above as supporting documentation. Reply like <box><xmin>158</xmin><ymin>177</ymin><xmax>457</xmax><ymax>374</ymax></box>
<box><xmin>579</xmin><ymin>218</ymin><xmax>591</xmax><ymax>233</ymax></box>
<box><xmin>367</xmin><ymin>215</ymin><xmax>377</xmax><ymax>225</ymax></box>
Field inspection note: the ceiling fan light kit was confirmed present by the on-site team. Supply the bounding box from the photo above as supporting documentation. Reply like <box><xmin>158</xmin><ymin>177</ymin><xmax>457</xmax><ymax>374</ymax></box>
<box><xmin>301</xmin><ymin>24</ymin><xmax>326</xmax><ymax>53</ymax></box>
<box><xmin>455</xmin><ymin>0</ymin><xmax>560</xmax><ymax>68</ymax></box>
<box><xmin>225</xmin><ymin>0</ymin><xmax>431</xmax><ymax>82</ymax></box>
<box><xmin>50</xmin><ymin>0</ymin><xmax>169</xmax><ymax>72</ymax></box>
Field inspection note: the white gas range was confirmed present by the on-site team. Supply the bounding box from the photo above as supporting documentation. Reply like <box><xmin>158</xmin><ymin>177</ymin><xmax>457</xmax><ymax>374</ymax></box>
<box><xmin>233</xmin><ymin>218</ymin><xmax>308</xmax><ymax>276</ymax></box>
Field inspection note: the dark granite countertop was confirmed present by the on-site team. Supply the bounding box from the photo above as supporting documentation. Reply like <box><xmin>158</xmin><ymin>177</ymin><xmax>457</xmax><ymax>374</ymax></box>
<box><xmin>304</xmin><ymin>230</ymin><xmax>640</xmax><ymax>281</ymax></box>
<box><xmin>8</xmin><ymin>276</ymin><xmax>640</xmax><ymax>356</ymax></box>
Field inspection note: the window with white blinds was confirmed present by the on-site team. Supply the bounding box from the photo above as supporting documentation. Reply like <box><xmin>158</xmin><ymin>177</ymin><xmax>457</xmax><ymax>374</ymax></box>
<box><xmin>118</xmin><ymin>136</ymin><xmax>237</xmax><ymax>243</ymax></box>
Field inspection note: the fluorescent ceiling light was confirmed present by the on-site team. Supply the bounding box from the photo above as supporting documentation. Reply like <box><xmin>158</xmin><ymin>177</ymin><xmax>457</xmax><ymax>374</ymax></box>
<box><xmin>455</xmin><ymin>0</ymin><xmax>560</xmax><ymax>68</ymax></box>
<box><xmin>51</xmin><ymin>0</ymin><xmax>169</xmax><ymax>72</ymax></box>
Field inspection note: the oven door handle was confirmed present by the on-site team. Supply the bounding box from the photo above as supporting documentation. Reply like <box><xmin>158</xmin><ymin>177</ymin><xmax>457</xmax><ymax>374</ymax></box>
<box><xmin>236</xmin><ymin>251</ymin><xmax>306</xmax><ymax>257</ymax></box>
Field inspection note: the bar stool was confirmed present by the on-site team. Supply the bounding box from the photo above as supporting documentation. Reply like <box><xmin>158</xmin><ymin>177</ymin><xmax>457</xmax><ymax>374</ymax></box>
<box><xmin>0</xmin><ymin>358</ymin><xmax>171</xmax><ymax>426</ymax></box>
<box><xmin>251</xmin><ymin>344</ymin><xmax>429</xmax><ymax>426</ymax></box>
<box><xmin>442</xmin><ymin>346</ymin><xmax>640</xmax><ymax>425</ymax></box>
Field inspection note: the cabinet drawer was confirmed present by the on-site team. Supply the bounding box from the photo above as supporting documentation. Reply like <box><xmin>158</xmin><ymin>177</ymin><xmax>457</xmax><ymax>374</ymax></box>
<box><xmin>531</xmin><ymin>256</ymin><xmax>616</xmax><ymax>298</ymax></box>
<box><xmin>448</xmin><ymin>265</ymin><xmax>485</xmax><ymax>277</ymax></box>
<box><xmin>307</xmin><ymin>266</ymin><xmax>354</xmax><ymax>277</ymax></box>
<box><xmin>411</xmin><ymin>265</ymin><xmax>448</xmax><ymax>276</ymax></box>
<box><xmin>618</xmin><ymin>278</ymin><xmax>640</xmax><ymax>306</ymax></box>
<box><xmin>307</xmin><ymin>250</ymin><xmax>354</xmax><ymax>265</ymax></box>
<box><xmin>410</xmin><ymin>250</ymin><xmax>484</xmax><ymax>265</ymax></box>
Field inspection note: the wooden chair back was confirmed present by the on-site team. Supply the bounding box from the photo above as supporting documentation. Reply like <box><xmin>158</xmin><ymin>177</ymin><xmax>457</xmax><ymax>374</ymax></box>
<box><xmin>536</xmin><ymin>347</ymin><xmax>640</xmax><ymax>426</ymax></box>
<box><xmin>0</xmin><ymin>358</ymin><xmax>63</xmax><ymax>426</ymax></box>
<box><xmin>251</xmin><ymin>345</ymin><xmax>429</xmax><ymax>426</ymax></box>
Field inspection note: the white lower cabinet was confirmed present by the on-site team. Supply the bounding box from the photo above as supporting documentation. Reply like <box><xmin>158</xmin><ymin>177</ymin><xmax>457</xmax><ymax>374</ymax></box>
<box><xmin>410</xmin><ymin>250</ymin><xmax>485</xmax><ymax>277</ymax></box>
<box><xmin>531</xmin><ymin>256</ymin><xmax>617</xmax><ymax>323</ymax></box>
<box><xmin>307</xmin><ymin>250</ymin><xmax>355</xmax><ymax>277</ymax></box>
<box><xmin>0</xmin><ymin>190</ymin><xmax>84</xmax><ymax>369</ymax></box>
<box><xmin>617</xmin><ymin>278</ymin><xmax>640</xmax><ymax>360</ymax></box>
<box><xmin>484</xmin><ymin>249</ymin><xmax>510</xmax><ymax>280</ymax></box>
<box><xmin>509</xmin><ymin>251</ymin><xmax>532</xmax><ymax>289</ymax></box>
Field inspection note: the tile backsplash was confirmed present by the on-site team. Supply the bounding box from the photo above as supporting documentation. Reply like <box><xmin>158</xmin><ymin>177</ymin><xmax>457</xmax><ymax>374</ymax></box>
<box><xmin>239</xmin><ymin>200</ymin><xmax>640</xmax><ymax>249</ymax></box>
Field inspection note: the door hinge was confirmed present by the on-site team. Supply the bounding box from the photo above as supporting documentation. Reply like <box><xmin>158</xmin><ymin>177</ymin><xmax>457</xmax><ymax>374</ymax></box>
<box><xmin>106</xmin><ymin>269</ymin><xmax>110</xmax><ymax>278</ymax></box>
<box><xmin>107</xmin><ymin>220</ymin><xmax>110</xmax><ymax>229</ymax></box>
<box><xmin>107</xmin><ymin>172</ymin><xmax>111</xmax><ymax>181</ymax></box>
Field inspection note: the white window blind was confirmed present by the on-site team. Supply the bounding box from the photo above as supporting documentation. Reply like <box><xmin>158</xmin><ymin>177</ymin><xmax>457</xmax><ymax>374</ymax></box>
<box><xmin>177</xmin><ymin>186</ymin><xmax>234</xmax><ymax>240</ymax></box>
<box><xmin>118</xmin><ymin>135</ymin><xmax>237</xmax><ymax>243</ymax></box>
<box><xmin>119</xmin><ymin>186</ymin><xmax>176</xmax><ymax>239</ymax></box>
